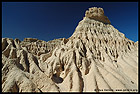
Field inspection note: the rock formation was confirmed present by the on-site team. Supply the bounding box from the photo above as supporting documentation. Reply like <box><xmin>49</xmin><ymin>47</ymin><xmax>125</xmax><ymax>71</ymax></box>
<box><xmin>2</xmin><ymin>7</ymin><xmax>138</xmax><ymax>92</ymax></box>
<box><xmin>85</xmin><ymin>7</ymin><xmax>111</xmax><ymax>24</ymax></box>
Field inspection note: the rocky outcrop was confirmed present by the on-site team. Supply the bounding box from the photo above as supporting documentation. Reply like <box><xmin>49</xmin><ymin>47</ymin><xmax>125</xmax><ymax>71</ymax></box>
<box><xmin>85</xmin><ymin>7</ymin><xmax>111</xmax><ymax>24</ymax></box>
<box><xmin>2</xmin><ymin>38</ymin><xmax>62</xmax><ymax>92</ymax></box>
<box><xmin>43</xmin><ymin>16</ymin><xmax>138</xmax><ymax>92</ymax></box>
<box><xmin>2</xmin><ymin>7</ymin><xmax>138</xmax><ymax>92</ymax></box>
<box><xmin>20</xmin><ymin>38</ymin><xmax>63</xmax><ymax>56</ymax></box>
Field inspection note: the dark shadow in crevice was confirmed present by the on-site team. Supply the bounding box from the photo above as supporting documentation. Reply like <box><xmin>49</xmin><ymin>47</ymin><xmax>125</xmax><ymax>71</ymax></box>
<box><xmin>32</xmin><ymin>55</ymin><xmax>44</xmax><ymax>73</ymax></box>
<box><xmin>38</xmin><ymin>88</ymin><xmax>43</xmax><ymax>92</ymax></box>
<box><xmin>51</xmin><ymin>74</ymin><xmax>63</xmax><ymax>84</ymax></box>
<box><xmin>89</xmin><ymin>18</ymin><xmax>111</xmax><ymax>25</ymax></box>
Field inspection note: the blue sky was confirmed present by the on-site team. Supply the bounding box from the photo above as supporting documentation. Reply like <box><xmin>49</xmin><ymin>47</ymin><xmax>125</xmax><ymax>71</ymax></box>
<box><xmin>2</xmin><ymin>2</ymin><xmax>138</xmax><ymax>42</ymax></box>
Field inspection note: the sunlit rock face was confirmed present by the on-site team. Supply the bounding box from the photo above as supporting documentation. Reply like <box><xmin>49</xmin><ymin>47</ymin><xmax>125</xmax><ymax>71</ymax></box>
<box><xmin>2</xmin><ymin>7</ymin><xmax>138</xmax><ymax>92</ymax></box>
